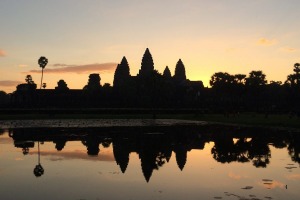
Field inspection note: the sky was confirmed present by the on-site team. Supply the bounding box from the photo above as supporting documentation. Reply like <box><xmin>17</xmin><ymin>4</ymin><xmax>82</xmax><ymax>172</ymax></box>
<box><xmin>1</xmin><ymin>0</ymin><xmax>300</xmax><ymax>93</ymax></box>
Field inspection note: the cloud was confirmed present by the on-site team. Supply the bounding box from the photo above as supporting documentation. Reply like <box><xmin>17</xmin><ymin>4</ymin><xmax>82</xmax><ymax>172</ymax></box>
<box><xmin>0</xmin><ymin>49</ymin><xmax>6</xmax><ymax>57</ymax></box>
<box><xmin>25</xmin><ymin>63</ymin><xmax>118</xmax><ymax>74</ymax></box>
<box><xmin>18</xmin><ymin>64</ymin><xmax>28</xmax><ymax>68</ymax></box>
<box><xmin>228</xmin><ymin>172</ymin><xmax>248</xmax><ymax>180</ymax></box>
<box><xmin>286</xmin><ymin>174</ymin><xmax>300</xmax><ymax>180</ymax></box>
<box><xmin>0</xmin><ymin>80</ymin><xmax>22</xmax><ymax>87</ymax></box>
<box><xmin>0</xmin><ymin>138</ymin><xmax>13</xmax><ymax>144</ymax></box>
<box><xmin>30</xmin><ymin>150</ymin><xmax>115</xmax><ymax>162</ymax></box>
<box><xmin>52</xmin><ymin>63</ymin><xmax>71</xmax><ymax>67</ymax></box>
<box><xmin>281</xmin><ymin>47</ymin><xmax>297</xmax><ymax>52</ymax></box>
<box><xmin>259</xmin><ymin>180</ymin><xmax>285</xmax><ymax>189</ymax></box>
<box><xmin>256</xmin><ymin>38</ymin><xmax>277</xmax><ymax>46</ymax></box>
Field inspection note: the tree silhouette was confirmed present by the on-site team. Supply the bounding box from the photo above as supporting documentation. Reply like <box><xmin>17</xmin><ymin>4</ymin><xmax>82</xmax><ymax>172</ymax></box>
<box><xmin>25</xmin><ymin>75</ymin><xmax>34</xmax><ymax>84</ymax></box>
<box><xmin>285</xmin><ymin>63</ymin><xmax>300</xmax><ymax>86</ymax></box>
<box><xmin>245</xmin><ymin>71</ymin><xmax>267</xmax><ymax>87</ymax></box>
<box><xmin>285</xmin><ymin>63</ymin><xmax>300</xmax><ymax>113</ymax></box>
<box><xmin>42</xmin><ymin>83</ymin><xmax>46</xmax><ymax>89</ymax></box>
<box><xmin>210</xmin><ymin>72</ymin><xmax>235</xmax><ymax>89</ymax></box>
<box><xmin>38</xmin><ymin>56</ymin><xmax>48</xmax><ymax>89</ymax></box>
<box><xmin>234</xmin><ymin>74</ymin><xmax>246</xmax><ymax>84</ymax></box>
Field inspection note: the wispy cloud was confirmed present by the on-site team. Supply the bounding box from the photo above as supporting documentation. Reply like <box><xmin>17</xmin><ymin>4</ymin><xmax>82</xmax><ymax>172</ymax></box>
<box><xmin>30</xmin><ymin>150</ymin><xmax>115</xmax><ymax>162</ymax></box>
<box><xmin>286</xmin><ymin>174</ymin><xmax>300</xmax><ymax>180</ymax></box>
<box><xmin>0</xmin><ymin>49</ymin><xmax>6</xmax><ymax>57</ymax></box>
<box><xmin>228</xmin><ymin>172</ymin><xmax>248</xmax><ymax>180</ymax></box>
<box><xmin>25</xmin><ymin>63</ymin><xmax>117</xmax><ymax>74</ymax></box>
<box><xmin>256</xmin><ymin>38</ymin><xmax>277</xmax><ymax>46</ymax></box>
<box><xmin>18</xmin><ymin>64</ymin><xmax>28</xmax><ymax>68</ymax></box>
<box><xmin>280</xmin><ymin>47</ymin><xmax>297</xmax><ymax>52</ymax></box>
<box><xmin>259</xmin><ymin>180</ymin><xmax>285</xmax><ymax>189</ymax></box>
<box><xmin>0</xmin><ymin>80</ymin><xmax>22</xmax><ymax>87</ymax></box>
<box><xmin>0</xmin><ymin>138</ymin><xmax>13</xmax><ymax>144</ymax></box>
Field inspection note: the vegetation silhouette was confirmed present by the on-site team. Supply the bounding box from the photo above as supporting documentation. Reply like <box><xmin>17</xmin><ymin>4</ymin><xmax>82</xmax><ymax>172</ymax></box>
<box><xmin>8</xmin><ymin>125</ymin><xmax>300</xmax><ymax>182</ymax></box>
<box><xmin>33</xmin><ymin>141</ymin><xmax>44</xmax><ymax>177</ymax></box>
<box><xmin>38</xmin><ymin>56</ymin><xmax>48</xmax><ymax>89</ymax></box>
<box><xmin>0</xmin><ymin>49</ymin><xmax>299</xmax><ymax>116</ymax></box>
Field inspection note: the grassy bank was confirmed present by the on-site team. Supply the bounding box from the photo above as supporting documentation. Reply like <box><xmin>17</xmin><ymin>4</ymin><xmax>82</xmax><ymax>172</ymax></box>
<box><xmin>0</xmin><ymin>111</ymin><xmax>299</xmax><ymax>129</ymax></box>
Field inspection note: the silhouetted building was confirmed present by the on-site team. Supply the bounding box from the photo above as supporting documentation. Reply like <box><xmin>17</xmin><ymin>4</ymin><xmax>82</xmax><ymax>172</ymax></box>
<box><xmin>84</xmin><ymin>73</ymin><xmax>101</xmax><ymax>90</ymax></box>
<box><xmin>113</xmin><ymin>56</ymin><xmax>131</xmax><ymax>88</ymax></box>
<box><xmin>138</xmin><ymin>48</ymin><xmax>154</xmax><ymax>77</ymax></box>
<box><xmin>174</xmin><ymin>59</ymin><xmax>186</xmax><ymax>83</ymax></box>
<box><xmin>163</xmin><ymin>66</ymin><xmax>172</xmax><ymax>79</ymax></box>
<box><xmin>55</xmin><ymin>80</ymin><xmax>69</xmax><ymax>91</ymax></box>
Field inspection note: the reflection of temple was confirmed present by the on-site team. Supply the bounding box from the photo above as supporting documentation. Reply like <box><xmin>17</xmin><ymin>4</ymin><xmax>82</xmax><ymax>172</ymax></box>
<box><xmin>8</xmin><ymin>125</ymin><xmax>300</xmax><ymax>182</ymax></box>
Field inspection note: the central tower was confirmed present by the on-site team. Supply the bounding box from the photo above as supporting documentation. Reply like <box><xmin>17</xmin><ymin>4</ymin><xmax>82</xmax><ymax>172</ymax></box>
<box><xmin>138</xmin><ymin>48</ymin><xmax>154</xmax><ymax>77</ymax></box>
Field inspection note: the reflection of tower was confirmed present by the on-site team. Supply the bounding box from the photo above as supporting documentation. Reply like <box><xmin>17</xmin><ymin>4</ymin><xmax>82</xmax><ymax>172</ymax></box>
<box><xmin>33</xmin><ymin>141</ymin><xmax>44</xmax><ymax>177</ymax></box>
<box><xmin>174</xmin><ymin>146</ymin><xmax>187</xmax><ymax>171</ymax></box>
<box><xmin>53</xmin><ymin>139</ymin><xmax>66</xmax><ymax>151</ymax></box>
<box><xmin>14</xmin><ymin>141</ymin><xmax>34</xmax><ymax>155</ymax></box>
<box><xmin>113</xmin><ymin>140</ymin><xmax>130</xmax><ymax>173</ymax></box>
<box><xmin>139</xmin><ymin>149</ymin><xmax>158</xmax><ymax>182</ymax></box>
<box><xmin>164</xmin><ymin>148</ymin><xmax>172</xmax><ymax>163</ymax></box>
<box><xmin>82</xmin><ymin>136</ymin><xmax>100</xmax><ymax>156</ymax></box>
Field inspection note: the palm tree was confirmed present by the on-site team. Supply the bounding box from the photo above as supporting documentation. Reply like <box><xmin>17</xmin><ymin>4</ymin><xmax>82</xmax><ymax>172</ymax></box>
<box><xmin>38</xmin><ymin>56</ymin><xmax>48</xmax><ymax>89</ymax></box>
<box><xmin>25</xmin><ymin>74</ymin><xmax>34</xmax><ymax>84</ymax></box>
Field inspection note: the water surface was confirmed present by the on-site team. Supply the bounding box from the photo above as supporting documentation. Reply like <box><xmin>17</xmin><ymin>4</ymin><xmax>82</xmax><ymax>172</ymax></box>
<box><xmin>0</xmin><ymin>123</ymin><xmax>299</xmax><ymax>200</ymax></box>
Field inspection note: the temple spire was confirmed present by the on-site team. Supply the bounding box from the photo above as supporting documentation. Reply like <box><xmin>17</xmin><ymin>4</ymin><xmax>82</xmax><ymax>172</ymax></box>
<box><xmin>174</xmin><ymin>59</ymin><xmax>186</xmax><ymax>83</ymax></box>
<box><xmin>113</xmin><ymin>56</ymin><xmax>130</xmax><ymax>87</ymax></box>
<box><xmin>163</xmin><ymin>66</ymin><xmax>171</xmax><ymax>79</ymax></box>
<box><xmin>139</xmin><ymin>48</ymin><xmax>154</xmax><ymax>77</ymax></box>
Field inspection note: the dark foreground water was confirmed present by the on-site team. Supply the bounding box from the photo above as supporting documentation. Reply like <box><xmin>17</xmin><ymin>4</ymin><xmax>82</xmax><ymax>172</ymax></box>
<box><xmin>0</xmin><ymin>122</ymin><xmax>299</xmax><ymax>200</ymax></box>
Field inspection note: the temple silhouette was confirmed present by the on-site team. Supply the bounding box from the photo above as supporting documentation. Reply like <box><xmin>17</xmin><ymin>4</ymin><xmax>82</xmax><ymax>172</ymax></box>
<box><xmin>9</xmin><ymin>48</ymin><xmax>204</xmax><ymax>109</ymax></box>
<box><xmin>0</xmin><ymin>49</ymin><xmax>299</xmax><ymax>114</ymax></box>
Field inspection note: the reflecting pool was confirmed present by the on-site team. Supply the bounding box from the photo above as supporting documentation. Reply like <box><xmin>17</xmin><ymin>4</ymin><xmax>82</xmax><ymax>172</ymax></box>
<box><xmin>0</xmin><ymin>122</ymin><xmax>299</xmax><ymax>200</ymax></box>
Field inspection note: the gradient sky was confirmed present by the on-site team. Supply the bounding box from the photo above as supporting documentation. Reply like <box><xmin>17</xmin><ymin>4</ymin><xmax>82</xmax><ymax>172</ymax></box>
<box><xmin>1</xmin><ymin>0</ymin><xmax>300</xmax><ymax>93</ymax></box>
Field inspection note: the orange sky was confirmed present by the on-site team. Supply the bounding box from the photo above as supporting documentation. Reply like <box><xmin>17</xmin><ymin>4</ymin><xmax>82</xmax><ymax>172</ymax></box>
<box><xmin>1</xmin><ymin>1</ymin><xmax>300</xmax><ymax>93</ymax></box>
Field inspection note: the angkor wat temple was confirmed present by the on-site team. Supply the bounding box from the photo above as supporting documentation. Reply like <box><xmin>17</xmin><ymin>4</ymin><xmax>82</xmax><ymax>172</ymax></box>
<box><xmin>10</xmin><ymin>48</ymin><xmax>204</xmax><ymax>108</ymax></box>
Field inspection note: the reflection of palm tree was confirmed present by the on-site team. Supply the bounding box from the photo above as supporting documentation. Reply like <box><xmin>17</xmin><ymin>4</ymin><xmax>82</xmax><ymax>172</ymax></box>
<box><xmin>54</xmin><ymin>139</ymin><xmax>66</xmax><ymax>151</ymax></box>
<box><xmin>33</xmin><ymin>141</ymin><xmax>44</xmax><ymax>177</ymax></box>
<box><xmin>38</xmin><ymin>56</ymin><xmax>48</xmax><ymax>89</ymax></box>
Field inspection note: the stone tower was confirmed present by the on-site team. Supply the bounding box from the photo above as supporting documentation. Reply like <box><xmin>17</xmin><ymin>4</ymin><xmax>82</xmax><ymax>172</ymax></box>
<box><xmin>138</xmin><ymin>48</ymin><xmax>154</xmax><ymax>77</ymax></box>
<box><xmin>113</xmin><ymin>56</ymin><xmax>130</xmax><ymax>87</ymax></box>
<box><xmin>174</xmin><ymin>59</ymin><xmax>186</xmax><ymax>83</ymax></box>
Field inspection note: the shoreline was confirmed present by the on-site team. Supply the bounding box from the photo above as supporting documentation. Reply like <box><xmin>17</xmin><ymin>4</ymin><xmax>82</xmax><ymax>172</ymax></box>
<box><xmin>1</xmin><ymin>118</ymin><xmax>300</xmax><ymax>133</ymax></box>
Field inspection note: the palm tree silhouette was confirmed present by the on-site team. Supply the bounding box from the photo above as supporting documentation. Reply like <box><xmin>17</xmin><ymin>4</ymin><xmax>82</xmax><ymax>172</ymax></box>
<box><xmin>38</xmin><ymin>56</ymin><xmax>48</xmax><ymax>89</ymax></box>
<box><xmin>33</xmin><ymin>141</ymin><xmax>44</xmax><ymax>177</ymax></box>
